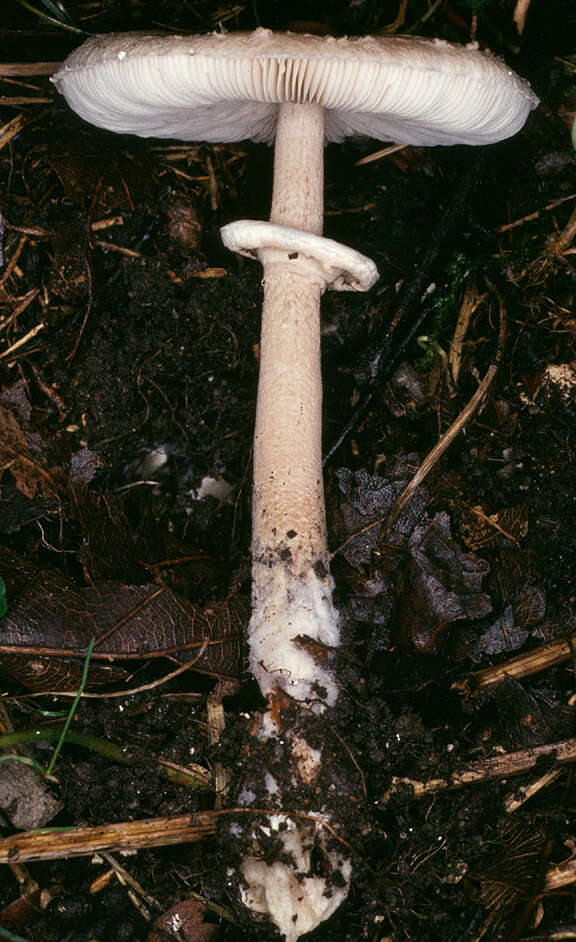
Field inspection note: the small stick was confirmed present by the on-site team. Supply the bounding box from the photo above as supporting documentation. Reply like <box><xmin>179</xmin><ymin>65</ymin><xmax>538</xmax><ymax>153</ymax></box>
<box><xmin>355</xmin><ymin>143</ymin><xmax>406</xmax><ymax>165</ymax></box>
<box><xmin>504</xmin><ymin>768</ymin><xmax>562</xmax><ymax>813</ymax></box>
<box><xmin>0</xmin><ymin>115</ymin><xmax>29</xmax><ymax>152</ymax></box>
<box><xmin>324</xmin><ymin>152</ymin><xmax>487</xmax><ymax>465</ymax></box>
<box><xmin>0</xmin><ymin>812</ymin><xmax>218</xmax><ymax>863</ymax></box>
<box><xmin>384</xmin><ymin>736</ymin><xmax>576</xmax><ymax>800</ymax></box>
<box><xmin>206</xmin><ymin>693</ymin><xmax>229</xmax><ymax>805</ymax></box>
<box><xmin>0</xmin><ymin>234</ymin><xmax>27</xmax><ymax>285</ymax></box>
<box><xmin>496</xmin><ymin>192</ymin><xmax>576</xmax><ymax>232</ymax></box>
<box><xmin>331</xmin><ymin>284</ymin><xmax>506</xmax><ymax>559</ymax></box>
<box><xmin>99</xmin><ymin>852</ymin><xmax>161</xmax><ymax>915</ymax></box>
<box><xmin>0</xmin><ymin>96</ymin><xmax>53</xmax><ymax>105</ymax></box>
<box><xmin>0</xmin><ymin>288</ymin><xmax>39</xmax><ymax>333</ymax></box>
<box><xmin>381</xmin><ymin>0</ymin><xmax>409</xmax><ymax>33</ymax></box>
<box><xmin>94</xmin><ymin>239</ymin><xmax>142</xmax><ymax>258</ymax></box>
<box><xmin>513</xmin><ymin>0</ymin><xmax>533</xmax><ymax>35</ymax></box>
<box><xmin>448</xmin><ymin>282</ymin><xmax>486</xmax><ymax>386</ymax></box>
<box><xmin>26</xmin><ymin>649</ymin><xmax>213</xmax><ymax>700</ymax></box>
<box><xmin>377</xmin><ymin>286</ymin><xmax>505</xmax><ymax>540</ymax></box>
<box><xmin>548</xmin><ymin>203</ymin><xmax>576</xmax><ymax>255</ymax></box>
<box><xmin>0</xmin><ymin>320</ymin><xmax>45</xmax><ymax>359</ymax></box>
<box><xmin>455</xmin><ymin>631</ymin><xmax>576</xmax><ymax>693</ymax></box>
<box><xmin>0</xmin><ymin>807</ymin><xmax>350</xmax><ymax>865</ymax></box>
<box><xmin>0</xmin><ymin>63</ymin><xmax>60</xmax><ymax>76</ymax></box>
<box><xmin>545</xmin><ymin>854</ymin><xmax>576</xmax><ymax>892</ymax></box>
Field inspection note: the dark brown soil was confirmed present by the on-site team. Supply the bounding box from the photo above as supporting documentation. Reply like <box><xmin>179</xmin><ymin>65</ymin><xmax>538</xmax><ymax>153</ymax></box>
<box><xmin>1</xmin><ymin>1</ymin><xmax>576</xmax><ymax>940</ymax></box>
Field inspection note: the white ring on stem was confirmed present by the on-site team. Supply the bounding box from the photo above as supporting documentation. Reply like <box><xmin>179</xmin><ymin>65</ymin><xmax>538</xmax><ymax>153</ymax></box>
<box><xmin>221</xmin><ymin>220</ymin><xmax>379</xmax><ymax>292</ymax></box>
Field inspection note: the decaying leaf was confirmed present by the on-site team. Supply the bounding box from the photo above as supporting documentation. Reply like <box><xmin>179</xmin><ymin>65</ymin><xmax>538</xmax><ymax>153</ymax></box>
<box><xmin>147</xmin><ymin>898</ymin><xmax>220</xmax><ymax>942</ymax></box>
<box><xmin>0</xmin><ymin>547</ymin><xmax>247</xmax><ymax>691</ymax></box>
<box><xmin>166</xmin><ymin>196</ymin><xmax>204</xmax><ymax>252</ymax></box>
<box><xmin>472</xmin><ymin>821</ymin><xmax>549</xmax><ymax>937</ymax></box>
<box><xmin>335</xmin><ymin>460</ymin><xmax>428</xmax><ymax>568</ymax></box>
<box><xmin>335</xmin><ymin>468</ymin><xmax>493</xmax><ymax>655</ymax></box>
<box><xmin>458</xmin><ymin>501</ymin><xmax>529</xmax><ymax>551</ymax></box>
<box><xmin>0</xmin><ymin>480</ymin><xmax>51</xmax><ymax>534</ymax></box>
<box><xmin>0</xmin><ymin>887</ymin><xmax>44</xmax><ymax>934</ymax></box>
<box><xmin>460</xmin><ymin>583</ymin><xmax>546</xmax><ymax>665</ymax></box>
<box><xmin>395</xmin><ymin>511</ymin><xmax>492</xmax><ymax>652</ymax></box>
<box><xmin>464</xmin><ymin>606</ymin><xmax>531</xmax><ymax>663</ymax></box>
<box><xmin>0</xmin><ymin>384</ymin><xmax>61</xmax><ymax>500</ymax></box>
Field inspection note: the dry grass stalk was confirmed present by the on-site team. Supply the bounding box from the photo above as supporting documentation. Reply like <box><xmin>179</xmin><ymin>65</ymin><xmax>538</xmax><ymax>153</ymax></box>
<box><xmin>545</xmin><ymin>852</ymin><xmax>576</xmax><ymax>892</ymax></box>
<box><xmin>0</xmin><ymin>63</ymin><xmax>59</xmax><ymax>76</ymax></box>
<box><xmin>448</xmin><ymin>283</ymin><xmax>486</xmax><ymax>386</ymax></box>
<box><xmin>331</xmin><ymin>283</ymin><xmax>506</xmax><ymax>561</ymax></box>
<box><xmin>386</xmin><ymin>735</ymin><xmax>576</xmax><ymax>799</ymax></box>
<box><xmin>458</xmin><ymin>630</ymin><xmax>576</xmax><ymax>692</ymax></box>
<box><xmin>378</xmin><ymin>286</ymin><xmax>506</xmax><ymax>541</ymax></box>
<box><xmin>0</xmin><ymin>811</ymin><xmax>218</xmax><ymax>863</ymax></box>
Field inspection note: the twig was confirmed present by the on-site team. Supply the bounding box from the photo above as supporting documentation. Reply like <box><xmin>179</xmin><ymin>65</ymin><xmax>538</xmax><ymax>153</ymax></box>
<box><xmin>547</xmin><ymin>204</ymin><xmax>576</xmax><ymax>255</ymax></box>
<box><xmin>26</xmin><ymin>647</ymin><xmax>213</xmax><ymax>700</ymax></box>
<box><xmin>545</xmin><ymin>853</ymin><xmax>576</xmax><ymax>892</ymax></box>
<box><xmin>331</xmin><ymin>284</ymin><xmax>506</xmax><ymax>559</ymax></box>
<box><xmin>0</xmin><ymin>807</ymin><xmax>352</xmax><ymax>864</ymax></box>
<box><xmin>355</xmin><ymin>143</ymin><xmax>407</xmax><ymax>166</ymax></box>
<box><xmin>0</xmin><ymin>812</ymin><xmax>218</xmax><ymax>863</ymax></box>
<box><xmin>381</xmin><ymin>0</ymin><xmax>408</xmax><ymax>32</ymax></box>
<box><xmin>99</xmin><ymin>852</ymin><xmax>161</xmax><ymax>919</ymax></box>
<box><xmin>0</xmin><ymin>321</ymin><xmax>46</xmax><ymax>359</ymax></box>
<box><xmin>407</xmin><ymin>0</ymin><xmax>444</xmax><ymax>29</ymax></box>
<box><xmin>378</xmin><ymin>286</ymin><xmax>506</xmax><ymax>539</ymax></box>
<box><xmin>496</xmin><ymin>192</ymin><xmax>576</xmax><ymax>233</ymax></box>
<box><xmin>0</xmin><ymin>115</ymin><xmax>30</xmax><ymax>152</ymax></box>
<box><xmin>206</xmin><ymin>693</ymin><xmax>229</xmax><ymax>806</ymax></box>
<box><xmin>0</xmin><ymin>288</ymin><xmax>40</xmax><ymax>333</ymax></box>
<box><xmin>0</xmin><ymin>63</ymin><xmax>60</xmax><ymax>76</ymax></box>
<box><xmin>0</xmin><ymin>441</ymin><xmax>60</xmax><ymax>491</ymax></box>
<box><xmin>463</xmin><ymin>501</ymin><xmax>521</xmax><ymax>548</ymax></box>
<box><xmin>385</xmin><ymin>736</ymin><xmax>576</xmax><ymax>800</ymax></box>
<box><xmin>513</xmin><ymin>0</ymin><xmax>533</xmax><ymax>34</ymax></box>
<box><xmin>0</xmin><ymin>96</ymin><xmax>53</xmax><ymax>105</ymax></box>
<box><xmin>324</xmin><ymin>153</ymin><xmax>487</xmax><ymax>465</ymax></box>
<box><xmin>455</xmin><ymin>630</ymin><xmax>576</xmax><ymax>694</ymax></box>
<box><xmin>94</xmin><ymin>239</ymin><xmax>142</xmax><ymax>258</ymax></box>
<box><xmin>0</xmin><ymin>727</ymin><xmax>213</xmax><ymax>790</ymax></box>
<box><xmin>504</xmin><ymin>768</ymin><xmax>562</xmax><ymax>813</ymax></box>
<box><xmin>0</xmin><ymin>235</ymin><xmax>27</xmax><ymax>285</ymax></box>
<box><xmin>449</xmin><ymin>283</ymin><xmax>486</xmax><ymax>386</ymax></box>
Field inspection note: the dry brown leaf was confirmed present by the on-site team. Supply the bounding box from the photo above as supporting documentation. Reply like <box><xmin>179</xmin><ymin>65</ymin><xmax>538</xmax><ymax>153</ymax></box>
<box><xmin>0</xmin><ymin>547</ymin><xmax>247</xmax><ymax>691</ymax></box>
<box><xmin>0</xmin><ymin>404</ymin><xmax>60</xmax><ymax>499</ymax></box>
<box><xmin>147</xmin><ymin>898</ymin><xmax>220</xmax><ymax>942</ymax></box>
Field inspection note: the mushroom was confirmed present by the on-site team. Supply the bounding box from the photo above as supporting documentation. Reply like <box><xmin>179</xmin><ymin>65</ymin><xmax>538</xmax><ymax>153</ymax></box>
<box><xmin>54</xmin><ymin>29</ymin><xmax>537</xmax><ymax>941</ymax></box>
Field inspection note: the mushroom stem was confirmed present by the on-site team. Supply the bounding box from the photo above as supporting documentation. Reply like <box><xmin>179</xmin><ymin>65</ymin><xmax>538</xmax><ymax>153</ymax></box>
<box><xmin>269</xmin><ymin>102</ymin><xmax>324</xmax><ymax>233</ymax></box>
<box><xmin>248</xmin><ymin>102</ymin><xmax>340</xmax><ymax>707</ymax></box>
<box><xmin>238</xmin><ymin>104</ymin><xmax>352</xmax><ymax>942</ymax></box>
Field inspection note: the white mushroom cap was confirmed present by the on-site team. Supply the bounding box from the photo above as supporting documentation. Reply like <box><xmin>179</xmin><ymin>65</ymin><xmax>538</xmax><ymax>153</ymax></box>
<box><xmin>53</xmin><ymin>28</ymin><xmax>538</xmax><ymax>148</ymax></box>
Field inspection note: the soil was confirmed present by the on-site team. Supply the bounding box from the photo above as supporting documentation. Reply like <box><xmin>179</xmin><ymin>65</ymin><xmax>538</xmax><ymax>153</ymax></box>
<box><xmin>0</xmin><ymin>1</ymin><xmax>576</xmax><ymax>940</ymax></box>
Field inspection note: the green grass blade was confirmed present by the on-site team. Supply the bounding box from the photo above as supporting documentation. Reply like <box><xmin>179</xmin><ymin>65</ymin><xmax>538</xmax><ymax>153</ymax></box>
<box><xmin>46</xmin><ymin>638</ymin><xmax>95</xmax><ymax>775</ymax></box>
<box><xmin>14</xmin><ymin>0</ymin><xmax>91</xmax><ymax>35</ymax></box>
